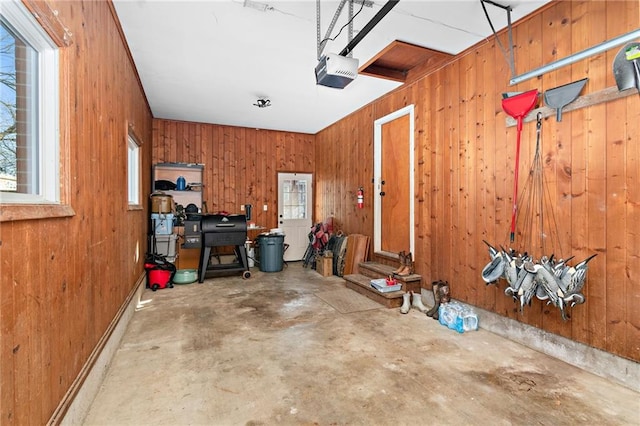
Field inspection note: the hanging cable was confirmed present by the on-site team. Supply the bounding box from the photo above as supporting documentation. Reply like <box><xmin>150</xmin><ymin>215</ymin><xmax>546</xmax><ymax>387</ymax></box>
<box><xmin>319</xmin><ymin>0</ymin><xmax>366</xmax><ymax>46</ymax></box>
<box><xmin>513</xmin><ymin>113</ymin><xmax>564</xmax><ymax>260</ymax></box>
<box><xmin>480</xmin><ymin>0</ymin><xmax>516</xmax><ymax>79</ymax></box>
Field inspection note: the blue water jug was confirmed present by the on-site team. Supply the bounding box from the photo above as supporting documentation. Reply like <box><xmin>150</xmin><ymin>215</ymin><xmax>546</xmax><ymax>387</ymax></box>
<box><xmin>176</xmin><ymin>176</ymin><xmax>186</xmax><ymax>191</ymax></box>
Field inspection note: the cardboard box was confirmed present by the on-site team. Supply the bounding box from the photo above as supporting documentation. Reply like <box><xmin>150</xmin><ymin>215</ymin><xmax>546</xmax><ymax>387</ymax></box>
<box><xmin>316</xmin><ymin>256</ymin><xmax>333</xmax><ymax>277</ymax></box>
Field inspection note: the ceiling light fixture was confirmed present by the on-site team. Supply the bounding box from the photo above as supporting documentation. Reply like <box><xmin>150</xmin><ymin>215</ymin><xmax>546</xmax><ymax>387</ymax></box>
<box><xmin>253</xmin><ymin>98</ymin><xmax>271</xmax><ymax>108</ymax></box>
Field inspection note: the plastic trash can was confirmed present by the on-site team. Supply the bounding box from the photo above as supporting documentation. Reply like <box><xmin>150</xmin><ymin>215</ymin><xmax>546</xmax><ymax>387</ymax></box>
<box><xmin>257</xmin><ymin>234</ymin><xmax>284</xmax><ymax>272</ymax></box>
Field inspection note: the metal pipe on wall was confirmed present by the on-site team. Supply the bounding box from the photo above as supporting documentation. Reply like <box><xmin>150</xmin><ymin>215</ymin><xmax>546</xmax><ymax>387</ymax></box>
<box><xmin>510</xmin><ymin>28</ymin><xmax>640</xmax><ymax>85</ymax></box>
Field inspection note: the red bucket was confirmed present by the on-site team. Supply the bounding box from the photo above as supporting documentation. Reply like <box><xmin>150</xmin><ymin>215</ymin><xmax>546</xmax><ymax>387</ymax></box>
<box><xmin>145</xmin><ymin>263</ymin><xmax>173</xmax><ymax>291</ymax></box>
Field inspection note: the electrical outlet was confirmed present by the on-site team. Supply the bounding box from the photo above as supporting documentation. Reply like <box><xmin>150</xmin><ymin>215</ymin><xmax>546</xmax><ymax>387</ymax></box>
<box><xmin>263</xmin><ymin>204</ymin><xmax>268</xmax><ymax>211</ymax></box>
<box><xmin>240</xmin><ymin>205</ymin><xmax>245</xmax><ymax>211</ymax></box>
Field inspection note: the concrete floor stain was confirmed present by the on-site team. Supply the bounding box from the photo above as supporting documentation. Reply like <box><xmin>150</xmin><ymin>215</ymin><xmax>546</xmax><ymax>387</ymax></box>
<box><xmin>83</xmin><ymin>264</ymin><xmax>640</xmax><ymax>426</ymax></box>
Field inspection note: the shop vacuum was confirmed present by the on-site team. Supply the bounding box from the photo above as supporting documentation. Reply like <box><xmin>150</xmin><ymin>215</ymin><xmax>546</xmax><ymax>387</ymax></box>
<box><xmin>144</xmin><ymin>252</ymin><xmax>176</xmax><ymax>291</ymax></box>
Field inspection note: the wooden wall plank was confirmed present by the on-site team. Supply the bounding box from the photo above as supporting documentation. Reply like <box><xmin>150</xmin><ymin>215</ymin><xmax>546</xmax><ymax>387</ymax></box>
<box><xmin>538</xmin><ymin>0</ymin><xmax>571</xmax><ymax>336</ymax></box>
<box><xmin>464</xmin><ymin>51</ymin><xmax>477</xmax><ymax>305</ymax></box>
<box><xmin>451</xmin><ymin>53</ymin><xmax>465</xmax><ymax>299</ymax></box>
<box><xmin>622</xmin><ymin>2</ymin><xmax>640</xmax><ymax>361</ymax></box>
<box><xmin>625</xmin><ymin>84</ymin><xmax>640</xmax><ymax>361</ymax></box>
<box><xmin>469</xmin><ymin>49</ymin><xmax>482</xmax><ymax>308</ymax></box>
<box><xmin>505</xmin><ymin>22</ymin><xmax>525</xmax><ymax>321</ymax></box>
<box><xmin>213</xmin><ymin>125</ymin><xmax>222</xmax><ymax>211</ymax></box>
<box><xmin>432</xmin><ymin>70</ymin><xmax>445</xmax><ymax>280</ymax></box>
<box><xmin>583</xmin><ymin>5</ymin><xmax>608</xmax><ymax>351</ymax></box>
<box><xmin>491</xmin><ymin>23</ymin><xmax>511</xmax><ymax>318</ymax></box>
<box><xmin>478</xmin><ymin>38</ymin><xmax>496</xmax><ymax>311</ymax></box>
<box><xmin>603</xmin><ymin>3</ymin><xmax>630</xmax><ymax>356</ymax></box>
<box><xmin>238</xmin><ymin>127</ymin><xmax>246</xmax><ymax>205</ymax></box>
<box><xmin>256</xmin><ymin>130</ymin><xmax>266</xmax><ymax>222</ymax></box>
<box><xmin>0</xmin><ymin>224</ymin><xmax>16</xmax><ymax>422</ymax></box>
<box><xmin>13</xmin><ymin>221</ymin><xmax>31</xmax><ymax>424</ymax></box>
<box><xmin>604</xmin><ymin>92</ymin><xmax>627</xmax><ymax>356</ymax></box>
<box><xmin>220</xmin><ymin>126</ymin><xmax>227</xmax><ymax>211</ymax></box>
<box><xmin>567</xmin><ymin>0</ymin><xmax>592</xmax><ymax>338</ymax></box>
<box><xmin>414</xmin><ymin>77</ymin><xmax>429</xmax><ymax>278</ymax></box>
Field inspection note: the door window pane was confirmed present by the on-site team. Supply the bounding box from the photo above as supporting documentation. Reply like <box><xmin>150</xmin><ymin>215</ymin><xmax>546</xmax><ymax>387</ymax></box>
<box><xmin>282</xmin><ymin>179</ymin><xmax>307</xmax><ymax>219</ymax></box>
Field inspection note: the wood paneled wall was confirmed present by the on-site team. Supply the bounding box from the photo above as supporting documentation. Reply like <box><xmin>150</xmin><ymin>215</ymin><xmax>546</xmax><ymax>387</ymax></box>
<box><xmin>315</xmin><ymin>0</ymin><xmax>639</xmax><ymax>362</ymax></box>
<box><xmin>0</xmin><ymin>1</ymin><xmax>153</xmax><ymax>424</ymax></box>
<box><xmin>314</xmin><ymin>105</ymin><xmax>375</xmax><ymax>234</ymax></box>
<box><xmin>153</xmin><ymin>120</ymin><xmax>315</xmax><ymax>231</ymax></box>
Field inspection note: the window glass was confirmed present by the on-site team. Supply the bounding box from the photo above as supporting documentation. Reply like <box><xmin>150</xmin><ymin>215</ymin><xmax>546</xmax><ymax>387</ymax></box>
<box><xmin>127</xmin><ymin>133</ymin><xmax>140</xmax><ymax>205</ymax></box>
<box><xmin>282</xmin><ymin>179</ymin><xmax>307</xmax><ymax>220</ymax></box>
<box><xmin>1</xmin><ymin>21</ymin><xmax>39</xmax><ymax>193</ymax></box>
<box><xmin>0</xmin><ymin>2</ymin><xmax>59</xmax><ymax>204</ymax></box>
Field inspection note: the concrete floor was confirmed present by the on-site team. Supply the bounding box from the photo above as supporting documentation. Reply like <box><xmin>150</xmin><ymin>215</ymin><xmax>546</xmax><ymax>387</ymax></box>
<box><xmin>83</xmin><ymin>263</ymin><xmax>640</xmax><ymax>425</ymax></box>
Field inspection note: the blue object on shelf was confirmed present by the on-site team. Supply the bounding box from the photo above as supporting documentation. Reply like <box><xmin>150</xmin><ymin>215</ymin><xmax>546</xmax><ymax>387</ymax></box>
<box><xmin>176</xmin><ymin>176</ymin><xmax>186</xmax><ymax>191</ymax></box>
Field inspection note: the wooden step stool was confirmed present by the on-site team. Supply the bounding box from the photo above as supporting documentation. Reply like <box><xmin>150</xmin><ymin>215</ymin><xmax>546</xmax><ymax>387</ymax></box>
<box><xmin>343</xmin><ymin>262</ymin><xmax>422</xmax><ymax>308</ymax></box>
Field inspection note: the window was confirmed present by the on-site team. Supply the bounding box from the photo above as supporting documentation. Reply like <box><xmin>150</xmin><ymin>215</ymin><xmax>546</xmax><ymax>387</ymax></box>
<box><xmin>127</xmin><ymin>132</ymin><xmax>140</xmax><ymax>206</ymax></box>
<box><xmin>0</xmin><ymin>0</ymin><xmax>59</xmax><ymax>205</ymax></box>
<box><xmin>282</xmin><ymin>179</ymin><xmax>308</xmax><ymax>219</ymax></box>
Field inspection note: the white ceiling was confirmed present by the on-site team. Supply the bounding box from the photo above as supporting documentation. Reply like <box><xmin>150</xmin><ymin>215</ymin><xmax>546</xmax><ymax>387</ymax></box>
<box><xmin>112</xmin><ymin>0</ymin><xmax>550</xmax><ymax>134</ymax></box>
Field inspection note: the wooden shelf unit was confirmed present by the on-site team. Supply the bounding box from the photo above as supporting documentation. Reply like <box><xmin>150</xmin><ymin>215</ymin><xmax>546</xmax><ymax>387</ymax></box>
<box><xmin>152</xmin><ymin>162</ymin><xmax>204</xmax><ymax>210</ymax></box>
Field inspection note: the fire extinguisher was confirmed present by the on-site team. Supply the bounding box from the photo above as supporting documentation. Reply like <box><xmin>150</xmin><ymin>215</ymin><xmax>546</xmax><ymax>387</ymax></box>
<box><xmin>357</xmin><ymin>187</ymin><xmax>364</xmax><ymax>209</ymax></box>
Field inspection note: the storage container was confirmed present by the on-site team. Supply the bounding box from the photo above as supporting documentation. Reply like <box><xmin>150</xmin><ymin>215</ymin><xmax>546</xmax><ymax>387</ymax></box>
<box><xmin>151</xmin><ymin>213</ymin><xmax>174</xmax><ymax>235</ymax></box>
<box><xmin>153</xmin><ymin>234</ymin><xmax>177</xmax><ymax>260</ymax></box>
<box><xmin>150</xmin><ymin>192</ymin><xmax>173</xmax><ymax>213</ymax></box>
<box><xmin>370</xmin><ymin>279</ymin><xmax>402</xmax><ymax>293</ymax></box>
<box><xmin>257</xmin><ymin>234</ymin><xmax>284</xmax><ymax>272</ymax></box>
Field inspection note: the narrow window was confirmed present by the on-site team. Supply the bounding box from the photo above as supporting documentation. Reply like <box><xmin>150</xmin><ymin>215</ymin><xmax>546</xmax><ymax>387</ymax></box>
<box><xmin>127</xmin><ymin>132</ymin><xmax>140</xmax><ymax>206</ymax></box>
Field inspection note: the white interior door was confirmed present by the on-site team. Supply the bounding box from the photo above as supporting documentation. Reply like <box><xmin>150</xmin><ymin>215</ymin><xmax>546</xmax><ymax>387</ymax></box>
<box><xmin>278</xmin><ymin>173</ymin><xmax>313</xmax><ymax>261</ymax></box>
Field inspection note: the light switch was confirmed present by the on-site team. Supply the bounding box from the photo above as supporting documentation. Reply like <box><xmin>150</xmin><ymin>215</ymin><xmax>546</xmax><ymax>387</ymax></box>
<box><xmin>263</xmin><ymin>204</ymin><xmax>268</xmax><ymax>211</ymax></box>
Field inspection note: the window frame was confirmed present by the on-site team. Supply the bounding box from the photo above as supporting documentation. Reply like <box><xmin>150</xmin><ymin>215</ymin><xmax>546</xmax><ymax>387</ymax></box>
<box><xmin>0</xmin><ymin>0</ymin><xmax>73</xmax><ymax>222</ymax></box>
<box><xmin>127</xmin><ymin>129</ymin><xmax>142</xmax><ymax>209</ymax></box>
